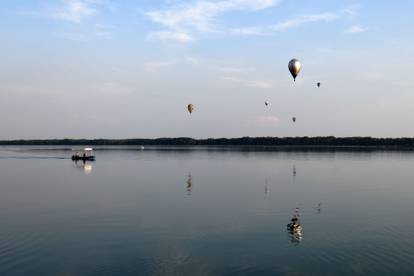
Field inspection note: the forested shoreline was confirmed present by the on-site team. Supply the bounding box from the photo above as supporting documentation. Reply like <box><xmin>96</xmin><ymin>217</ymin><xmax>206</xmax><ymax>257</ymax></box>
<box><xmin>1</xmin><ymin>136</ymin><xmax>414</xmax><ymax>147</ymax></box>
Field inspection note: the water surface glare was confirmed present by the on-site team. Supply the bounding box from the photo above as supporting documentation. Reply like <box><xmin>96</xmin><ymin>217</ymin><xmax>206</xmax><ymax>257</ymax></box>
<box><xmin>0</xmin><ymin>146</ymin><xmax>413</xmax><ymax>275</ymax></box>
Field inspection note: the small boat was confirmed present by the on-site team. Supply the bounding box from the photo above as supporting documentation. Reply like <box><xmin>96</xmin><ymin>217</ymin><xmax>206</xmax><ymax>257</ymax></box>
<box><xmin>72</xmin><ymin>148</ymin><xmax>95</xmax><ymax>161</ymax></box>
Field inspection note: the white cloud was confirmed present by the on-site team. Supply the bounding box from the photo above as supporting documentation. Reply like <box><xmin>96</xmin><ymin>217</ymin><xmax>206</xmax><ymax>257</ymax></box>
<box><xmin>143</xmin><ymin>57</ymin><xmax>200</xmax><ymax>73</ymax></box>
<box><xmin>345</xmin><ymin>25</ymin><xmax>368</xmax><ymax>33</ymax></box>
<box><xmin>230</xmin><ymin>26</ymin><xmax>267</xmax><ymax>36</ymax></box>
<box><xmin>146</xmin><ymin>2</ymin><xmax>354</xmax><ymax>42</ymax></box>
<box><xmin>55</xmin><ymin>24</ymin><xmax>114</xmax><ymax>41</ymax></box>
<box><xmin>147</xmin><ymin>0</ymin><xmax>280</xmax><ymax>30</ymax></box>
<box><xmin>52</xmin><ymin>0</ymin><xmax>104</xmax><ymax>23</ymax></box>
<box><xmin>94</xmin><ymin>23</ymin><xmax>114</xmax><ymax>39</ymax></box>
<box><xmin>56</xmin><ymin>31</ymin><xmax>90</xmax><ymax>41</ymax></box>
<box><xmin>255</xmin><ymin>115</ymin><xmax>280</xmax><ymax>125</ymax></box>
<box><xmin>341</xmin><ymin>4</ymin><xmax>360</xmax><ymax>17</ymax></box>
<box><xmin>270</xmin><ymin>12</ymin><xmax>339</xmax><ymax>31</ymax></box>
<box><xmin>94</xmin><ymin>81</ymin><xmax>135</xmax><ymax>95</ymax></box>
<box><xmin>148</xmin><ymin>31</ymin><xmax>193</xmax><ymax>43</ymax></box>
<box><xmin>217</xmin><ymin>66</ymin><xmax>254</xmax><ymax>73</ymax></box>
<box><xmin>144</xmin><ymin>61</ymin><xmax>174</xmax><ymax>73</ymax></box>
<box><xmin>222</xmin><ymin>76</ymin><xmax>273</xmax><ymax>89</ymax></box>
<box><xmin>228</xmin><ymin>7</ymin><xmax>360</xmax><ymax>37</ymax></box>
<box><xmin>147</xmin><ymin>0</ymin><xmax>281</xmax><ymax>42</ymax></box>
<box><xmin>227</xmin><ymin>11</ymin><xmax>341</xmax><ymax>37</ymax></box>
<box><xmin>185</xmin><ymin>56</ymin><xmax>199</xmax><ymax>65</ymax></box>
<box><xmin>218</xmin><ymin>65</ymin><xmax>273</xmax><ymax>89</ymax></box>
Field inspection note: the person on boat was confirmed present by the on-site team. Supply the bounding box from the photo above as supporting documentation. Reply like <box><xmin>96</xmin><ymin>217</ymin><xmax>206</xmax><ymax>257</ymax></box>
<box><xmin>83</xmin><ymin>153</ymin><xmax>86</xmax><ymax>158</ymax></box>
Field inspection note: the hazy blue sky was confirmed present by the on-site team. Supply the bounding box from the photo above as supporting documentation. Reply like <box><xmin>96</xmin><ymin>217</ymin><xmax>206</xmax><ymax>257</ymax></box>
<box><xmin>1</xmin><ymin>0</ymin><xmax>413</xmax><ymax>139</ymax></box>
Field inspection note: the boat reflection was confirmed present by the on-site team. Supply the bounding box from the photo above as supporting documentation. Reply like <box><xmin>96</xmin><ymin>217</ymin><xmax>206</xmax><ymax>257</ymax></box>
<box><xmin>73</xmin><ymin>160</ymin><xmax>93</xmax><ymax>174</ymax></box>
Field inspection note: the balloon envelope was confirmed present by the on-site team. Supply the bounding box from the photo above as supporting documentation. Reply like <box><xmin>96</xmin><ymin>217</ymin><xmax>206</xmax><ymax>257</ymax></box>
<box><xmin>317</xmin><ymin>82</ymin><xmax>321</xmax><ymax>87</ymax></box>
<box><xmin>265</xmin><ymin>101</ymin><xmax>269</xmax><ymax>106</ymax></box>
<box><xmin>292</xmin><ymin>117</ymin><xmax>296</xmax><ymax>122</ymax></box>
<box><xmin>187</xmin><ymin>104</ymin><xmax>194</xmax><ymax>114</ymax></box>
<box><xmin>288</xmin><ymin>59</ymin><xmax>302</xmax><ymax>81</ymax></box>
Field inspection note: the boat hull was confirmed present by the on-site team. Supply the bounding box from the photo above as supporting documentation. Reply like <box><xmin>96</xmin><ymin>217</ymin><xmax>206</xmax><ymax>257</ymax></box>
<box><xmin>72</xmin><ymin>156</ymin><xmax>95</xmax><ymax>161</ymax></box>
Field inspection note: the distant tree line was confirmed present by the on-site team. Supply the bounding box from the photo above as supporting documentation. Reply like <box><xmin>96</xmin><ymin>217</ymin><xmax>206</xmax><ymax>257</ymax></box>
<box><xmin>1</xmin><ymin>136</ymin><xmax>414</xmax><ymax>148</ymax></box>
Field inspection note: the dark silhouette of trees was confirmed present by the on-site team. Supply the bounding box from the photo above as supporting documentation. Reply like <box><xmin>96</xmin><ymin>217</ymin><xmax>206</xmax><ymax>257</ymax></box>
<box><xmin>1</xmin><ymin>136</ymin><xmax>414</xmax><ymax>148</ymax></box>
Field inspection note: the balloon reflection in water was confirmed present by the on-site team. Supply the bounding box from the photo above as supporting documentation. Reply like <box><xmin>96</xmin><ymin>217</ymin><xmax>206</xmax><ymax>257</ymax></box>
<box><xmin>264</xmin><ymin>179</ymin><xmax>270</xmax><ymax>198</ymax></box>
<box><xmin>287</xmin><ymin>207</ymin><xmax>302</xmax><ymax>245</ymax></box>
<box><xmin>317</xmin><ymin>202</ymin><xmax>322</xmax><ymax>214</ymax></box>
<box><xmin>186</xmin><ymin>173</ymin><xmax>193</xmax><ymax>195</ymax></box>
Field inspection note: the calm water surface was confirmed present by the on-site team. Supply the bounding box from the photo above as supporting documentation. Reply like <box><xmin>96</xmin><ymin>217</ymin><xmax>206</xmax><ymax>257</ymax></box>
<box><xmin>0</xmin><ymin>146</ymin><xmax>414</xmax><ymax>275</ymax></box>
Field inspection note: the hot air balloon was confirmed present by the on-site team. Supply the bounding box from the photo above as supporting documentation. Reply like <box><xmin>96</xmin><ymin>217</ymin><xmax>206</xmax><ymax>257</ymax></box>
<box><xmin>288</xmin><ymin>59</ymin><xmax>302</xmax><ymax>81</ymax></box>
<box><xmin>187</xmin><ymin>104</ymin><xmax>194</xmax><ymax>114</ymax></box>
<box><xmin>317</xmin><ymin>82</ymin><xmax>321</xmax><ymax>88</ymax></box>
<box><xmin>292</xmin><ymin>117</ymin><xmax>296</xmax><ymax>123</ymax></box>
<box><xmin>265</xmin><ymin>101</ymin><xmax>270</xmax><ymax>106</ymax></box>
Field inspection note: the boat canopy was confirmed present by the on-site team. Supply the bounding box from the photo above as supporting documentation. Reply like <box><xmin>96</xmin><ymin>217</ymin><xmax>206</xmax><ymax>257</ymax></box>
<box><xmin>72</xmin><ymin>148</ymin><xmax>93</xmax><ymax>151</ymax></box>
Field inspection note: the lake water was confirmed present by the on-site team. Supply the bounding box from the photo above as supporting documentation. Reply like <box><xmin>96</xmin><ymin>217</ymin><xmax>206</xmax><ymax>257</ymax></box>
<box><xmin>0</xmin><ymin>146</ymin><xmax>413</xmax><ymax>276</ymax></box>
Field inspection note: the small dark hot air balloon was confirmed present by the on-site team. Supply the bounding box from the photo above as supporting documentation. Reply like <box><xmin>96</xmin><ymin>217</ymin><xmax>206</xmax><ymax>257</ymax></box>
<box><xmin>265</xmin><ymin>101</ymin><xmax>270</xmax><ymax>106</ymax></box>
<box><xmin>317</xmin><ymin>82</ymin><xmax>321</xmax><ymax>88</ymax></box>
<box><xmin>292</xmin><ymin>117</ymin><xmax>296</xmax><ymax>123</ymax></box>
<box><xmin>187</xmin><ymin>104</ymin><xmax>194</xmax><ymax>114</ymax></box>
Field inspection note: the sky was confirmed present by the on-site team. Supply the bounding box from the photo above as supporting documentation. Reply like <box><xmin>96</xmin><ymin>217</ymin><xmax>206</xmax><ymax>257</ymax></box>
<box><xmin>0</xmin><ymin>0</ymin><xmax>413</xmax><ymax>139</ymax></box>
